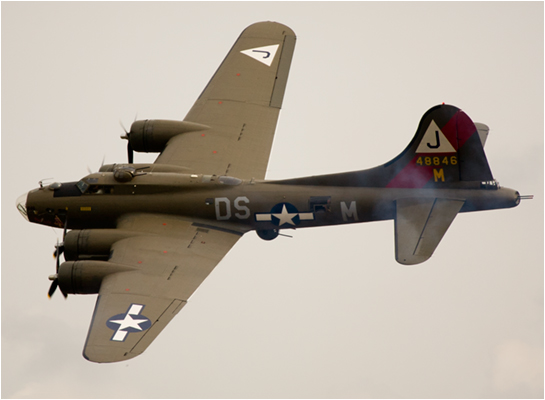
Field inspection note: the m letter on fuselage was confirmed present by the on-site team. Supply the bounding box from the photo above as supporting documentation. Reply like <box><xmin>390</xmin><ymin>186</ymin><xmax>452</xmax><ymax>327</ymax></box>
<box><xmin>341</xmin><ymin>201</ymin><xmax>359</xmax><ymax>222</ymax></box>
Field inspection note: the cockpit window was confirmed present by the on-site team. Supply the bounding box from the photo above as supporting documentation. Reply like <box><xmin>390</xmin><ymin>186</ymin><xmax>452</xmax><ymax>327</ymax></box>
<box><xmin>76</xmin><ymin>180</ymin><xmax>114</xmax><ymax>195</ymax></box>
<box><xmin>76</xmin><ymin>180</ymin><xmax>90</xmax><ymax>193</ymax></box>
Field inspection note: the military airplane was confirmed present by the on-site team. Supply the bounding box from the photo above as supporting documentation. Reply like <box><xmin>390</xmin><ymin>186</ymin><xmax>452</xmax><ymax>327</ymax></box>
<box><xmin>16</xmin><ymin>21</ymin><xmax>525</xmax><ymax>363</ymax></box>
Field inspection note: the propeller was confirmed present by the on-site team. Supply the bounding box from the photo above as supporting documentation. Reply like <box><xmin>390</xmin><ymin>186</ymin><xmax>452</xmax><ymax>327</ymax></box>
<box><xmin>52</xmin><ymin>216</ymin><xmax>68</xmax><ymax>259</ymax></box>
<box><xmin>52</xmin><ymin>239</ymin><xmax>64</xmax><ymax>260</ymax></box>
<box><xmin>49</xmin><ymin>217</ymin><xmax>68</xmax><ymax>299</ymax></box>
<box><xmin>87</xmin><ymin>155</ymin><xmax>106</xmax><ymax>174</ymax></box>
<box><xmin>47</xmin><ymin>276</ymin><xmax>59</xmax><ymax>298</ymax></box>
<box><xmin>48</xmin><ymin>239</ymin><xmax>67</xmax><ymax>299</ymax></box>
<box><xmin>120</xmin><ymin>121</ymin><xmax>134</xmax><ymax>164</ymax></box>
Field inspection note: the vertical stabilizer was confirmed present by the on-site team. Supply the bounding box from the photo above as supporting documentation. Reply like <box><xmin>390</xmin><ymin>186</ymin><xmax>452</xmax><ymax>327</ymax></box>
<box><xmin>385</xmin><ymin>104</ymin><xmax>493</xmax><ymax>188</ymax></box>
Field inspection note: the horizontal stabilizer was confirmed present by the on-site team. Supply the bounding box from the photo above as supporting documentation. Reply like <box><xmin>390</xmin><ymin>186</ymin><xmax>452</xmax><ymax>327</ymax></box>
<box><xmin>395</xmin><ymin>198</ymin><xmax>465</xmax><ymax>265</ymax></box>
<box><xmin>474</xmin><ymin>122</ymin><xmax>489</xmax><ymax>147</ymax></box>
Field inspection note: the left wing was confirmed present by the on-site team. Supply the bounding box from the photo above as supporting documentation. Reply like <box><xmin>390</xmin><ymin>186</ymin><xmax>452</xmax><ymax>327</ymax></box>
<box><xmin>82</xmin><ymin>214</ymin><xmax>241</xmax><ymax>363</ymax></box>
<box><xmin>155</xmin><ymin>21</ymin><xmax>296</xmax><ymax>180</ymax></box>
<box><xmin>395</xmin><ymin>198</ymin><xmax>465</xmax><ymax>265</ymax></box>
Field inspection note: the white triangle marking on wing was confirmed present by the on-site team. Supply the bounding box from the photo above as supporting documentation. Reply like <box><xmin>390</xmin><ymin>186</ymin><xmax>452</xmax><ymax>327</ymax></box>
<box><xmin>240</xmin><ymin>44</ymin><xmax>279</xmax><ymax>67</ymax></box>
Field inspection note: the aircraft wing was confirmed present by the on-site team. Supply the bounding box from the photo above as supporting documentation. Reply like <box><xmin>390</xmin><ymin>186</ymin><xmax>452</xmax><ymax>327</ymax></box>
<box><xmin>155</xmin><ymin>21</ymin><xmax>296</xmax><ymax>180</ymax></box>
<box><xmin>395</xmin><ymin>198</ymin><xmax>465</xmax><ymax>265</ymax></box>
<box><xmin>82</xmin><ymin>214</ymin><xmax>242</xmax><ymax>363</ymax></box>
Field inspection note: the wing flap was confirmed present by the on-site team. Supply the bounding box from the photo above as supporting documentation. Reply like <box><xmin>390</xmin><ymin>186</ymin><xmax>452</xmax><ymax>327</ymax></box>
<box><xmin>131</xmin><ymin>298</ymin><xmax>186</xmax><ymax>356</ymax></box>
<box><xmin>395</xmin><ymin>198</ymin><xmax>465</xmax><ymax>265</ymax></box>
<box><xmin>157</xmin><ymin>102</ymin><xmax>281</xmax><ymax>178</ymax></box>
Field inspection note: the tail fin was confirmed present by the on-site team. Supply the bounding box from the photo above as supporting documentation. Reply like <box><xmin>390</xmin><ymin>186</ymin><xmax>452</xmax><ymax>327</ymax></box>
<box><xmin>383</xmin><ymin>104</ymin><xmax>493</xmax><ymax>188</ymax></box>
<box><xmin>275</xmin><ymin>104</ymin><xmax>493</xmax><ymax>188</ymax></box>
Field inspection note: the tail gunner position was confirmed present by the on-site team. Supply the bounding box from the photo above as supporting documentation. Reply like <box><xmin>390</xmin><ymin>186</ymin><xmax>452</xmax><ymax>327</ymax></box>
<box><xmin>16</xmin><ymin>22</ymin><xmax>527</xmax><ymax>363</ymax></box>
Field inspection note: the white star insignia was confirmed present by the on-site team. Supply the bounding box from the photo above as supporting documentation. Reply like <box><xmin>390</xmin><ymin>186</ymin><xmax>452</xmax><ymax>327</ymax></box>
<box><xmin>272</xmin><ymin>204</ymin><xmax>298</xmax><ymax>226</ymax></box>
<box><xmin>108</xmin><ymin>314</ymin><xmax>148</xmax><ymax>331</ymax></box>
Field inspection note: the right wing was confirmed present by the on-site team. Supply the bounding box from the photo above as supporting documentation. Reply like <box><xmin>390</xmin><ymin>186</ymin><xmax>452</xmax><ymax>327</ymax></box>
<box><xmin>82</xmin><ymin>214</ymin><xmax>242</xmax><ymax>363</ymax></box>
<box><xmin>155</xmin><ymin>21</ymin><xmax>296</xmax><ymax>180</ymax></box>
<box><xmin>395</xmin><ymin>198</ymin><xmax>465</xmax><ymax>265</ymax></box>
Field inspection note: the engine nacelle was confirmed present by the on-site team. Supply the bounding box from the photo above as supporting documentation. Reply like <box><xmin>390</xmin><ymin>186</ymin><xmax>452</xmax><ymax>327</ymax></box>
<box><xmin>57</xmin><ymin>260</ymin><xmax>132</xmax><ymax>295</ymax></box>
<box><xmin>128</xmin><ymin>119</ymin><xmax>209</xmax><ymax>153</ymax></box>
<box><xmin>64</xmin><ymin>229</ymin><xmax>147</xmax><ymax>261</ymax></box>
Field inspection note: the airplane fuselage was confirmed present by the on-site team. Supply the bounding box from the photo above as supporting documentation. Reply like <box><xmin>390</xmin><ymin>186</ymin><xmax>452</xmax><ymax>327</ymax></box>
<box><xmin>22</xmin><ymin>170</ymin><xmax>520</xmax><ymax>236</ymax></box>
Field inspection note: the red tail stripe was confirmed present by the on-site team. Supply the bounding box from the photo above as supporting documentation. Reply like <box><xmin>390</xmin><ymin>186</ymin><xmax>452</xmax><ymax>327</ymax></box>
<box><xmin>386</xmin><ymin>158</ymin><xmax>434</xmax><ymax>188</ymax></box>
<box><xmin>441</xmin><ymin>110</ymin><xmax>476</xmax><ymax>150</ymax></box>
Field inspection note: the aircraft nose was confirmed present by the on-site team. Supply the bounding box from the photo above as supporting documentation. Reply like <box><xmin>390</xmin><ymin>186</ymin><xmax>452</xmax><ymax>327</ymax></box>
<box><xmin>16</xmin><ymin>192</ymin><xmax>29</xmax><ymax>221</ymax></box>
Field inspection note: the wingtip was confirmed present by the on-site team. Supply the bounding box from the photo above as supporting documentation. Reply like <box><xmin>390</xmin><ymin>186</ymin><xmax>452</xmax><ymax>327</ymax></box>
<box><xmin>243</xmin><ymin>21</ymin><xmax>296</xmax><ymax>37</ymax></box>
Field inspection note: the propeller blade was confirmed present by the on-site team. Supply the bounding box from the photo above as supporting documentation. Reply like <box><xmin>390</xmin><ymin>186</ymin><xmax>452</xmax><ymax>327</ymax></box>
<box><xmin>62</xmin><ymin>215</ymin><xmax>68</xmax><ymax>240</ymax></box>
<box><xmin>53</xmin><ymin>243</ymin><xmax>64</xmax><ymax>258</ymax></box>
<box><xmin>53</xmin><ymin>216</ymin><xmax>68</xmax><ymax>259</ymax></box>
<box><xmin>119</xmin><ymin>120</ymin><xmax>129</xmax><ymax>135</ymax></box>
<box><xmin>48</xmin><ymin>278</ymin><xmax>58</xmax><ymax>298</ymax></box>
<box><xmin>54</xmin><ymin>239</ymin><xmax>59</xmax><ymax>259</ymax></box>
<box><xmin>49</xmin><ymin>235</ymin><xmax>68</xmax><ymax>299</ymax></box>
<box><xmin>128</xmin><ymin>141</ymin><xmax>134</xmax><ymax>164</ymax></box>
<box><xmin>47</xmin><ymin>272</ymin><xmax>67</xmax><ymax>299</ymax></box>
<box><xmin>120</xmin><ymin>119</ymin><xmax>134</xmax><ymax>163</ymax></box>
<box><xmin>50</xmin><ymin>236</ymin><xmax>68</xmax><ymax>298</ymax></box>
<box><xmin>56</xmin><ymin>247</ymin><xmax>60</xmax><ymax>272</ymax></box>
<box><xmin>53</xmin><ymin>238</ymin><xmax>64</xmax><ymax>263</ymax></box>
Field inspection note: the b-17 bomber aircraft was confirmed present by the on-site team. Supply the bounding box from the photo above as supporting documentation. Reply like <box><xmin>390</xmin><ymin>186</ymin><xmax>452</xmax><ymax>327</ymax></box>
<box><xmin>16</xmin><ymin>22</ymin><xmax>525</xmax><ymax>363</ymax></box>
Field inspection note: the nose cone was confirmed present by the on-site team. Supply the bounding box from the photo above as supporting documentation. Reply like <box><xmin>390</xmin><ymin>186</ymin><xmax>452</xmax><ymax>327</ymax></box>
<box><xmin>16</xmin><ymin>192</ymin><xmax>29</xmax><ymax>221</ymax></box>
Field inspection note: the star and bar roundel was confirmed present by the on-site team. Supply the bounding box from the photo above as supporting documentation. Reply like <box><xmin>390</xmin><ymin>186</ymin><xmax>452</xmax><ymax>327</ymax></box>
<box><xmin>255</xmin><ymin>202</ymin><xmax>314</xmax><ymax>227</ymax></box>
<box><xmin>106</xmin><ymin>304</ymin><xmax>151</xmax><ymax>342</ymax></box>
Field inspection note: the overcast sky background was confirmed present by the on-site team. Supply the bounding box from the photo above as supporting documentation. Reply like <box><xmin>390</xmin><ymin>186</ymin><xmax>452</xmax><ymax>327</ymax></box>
<box><xmin>2</xmin><ymin>2</ymin><xmax>543</xmax><ymax>398</ymax></box>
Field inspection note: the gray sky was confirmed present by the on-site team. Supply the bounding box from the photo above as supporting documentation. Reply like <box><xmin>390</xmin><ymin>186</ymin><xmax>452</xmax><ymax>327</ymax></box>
<box><xmin>2</xmin><ymin>2</ymin><xmax>543</xmax><ymax>398</ymax></box>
